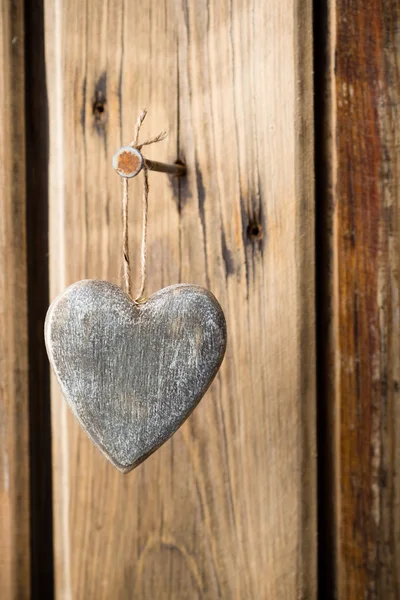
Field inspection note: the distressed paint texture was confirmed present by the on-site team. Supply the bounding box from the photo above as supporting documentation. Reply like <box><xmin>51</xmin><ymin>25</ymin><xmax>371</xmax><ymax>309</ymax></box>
<box><xmin>45</xmin><ymin>281</ymin><xmax>226</xmax><ymax>472</ymax></box>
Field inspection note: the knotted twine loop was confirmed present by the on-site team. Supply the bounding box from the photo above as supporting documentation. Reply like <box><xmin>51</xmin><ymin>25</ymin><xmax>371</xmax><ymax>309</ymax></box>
<box><xmin>121</xmin><ymin>109</ymin><xmax>167</xmax><ymax>304</ymax></box>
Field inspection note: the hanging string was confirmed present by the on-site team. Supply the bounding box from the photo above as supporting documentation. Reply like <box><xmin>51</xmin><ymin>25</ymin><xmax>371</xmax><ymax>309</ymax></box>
<box><xmin>121</xmin><ymin>177</ymin><xmax>132</xmax><ymax>297</ymax></box>
<box><xmin>135</xmin><ymin>165</ymin><xmax>149</xmax><ymax>302</ymax></box>
<box><xmin>121</xmin><ymin>109</ymin><xmax>167</xmax><ymax>304</ymax></box>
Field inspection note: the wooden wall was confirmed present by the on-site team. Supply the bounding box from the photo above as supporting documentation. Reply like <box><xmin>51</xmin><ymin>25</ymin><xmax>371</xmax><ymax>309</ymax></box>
<box><xmin>3</xmin><ymin>0</ymin><xmax>400</xmax><ymax>598</ymax></box>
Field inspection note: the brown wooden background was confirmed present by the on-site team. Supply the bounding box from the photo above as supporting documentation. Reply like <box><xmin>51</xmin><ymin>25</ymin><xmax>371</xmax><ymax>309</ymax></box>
<box><xmin>1</xmin><ymin>0</ymin><xmax>400</xmax><ymax>598</ymax></box>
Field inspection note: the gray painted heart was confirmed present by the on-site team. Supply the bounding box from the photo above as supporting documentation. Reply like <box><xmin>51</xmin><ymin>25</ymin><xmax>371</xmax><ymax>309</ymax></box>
<box><xmin>45</xmin><ymin>280</ymin><xmax>226</xmax><ymax>472</ymax></box>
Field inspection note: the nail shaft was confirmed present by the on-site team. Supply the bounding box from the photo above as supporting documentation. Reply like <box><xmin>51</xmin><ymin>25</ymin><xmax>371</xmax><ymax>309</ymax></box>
<box><xmin>145</xmin><ymin>159</ymin><xmax>186</xmax><ymax>177</ymax></box>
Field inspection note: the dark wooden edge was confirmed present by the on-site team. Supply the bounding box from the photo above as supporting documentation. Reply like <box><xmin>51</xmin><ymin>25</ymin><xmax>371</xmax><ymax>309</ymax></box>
<box><xmin>24</xmin><ymin>1</ymin><xmax>54</xmax><ymax>597</ymax></box>
<box><xmin>314</xmin><ymin>0</ymin><xmax>337</xmax><ymax>597</ymax></box>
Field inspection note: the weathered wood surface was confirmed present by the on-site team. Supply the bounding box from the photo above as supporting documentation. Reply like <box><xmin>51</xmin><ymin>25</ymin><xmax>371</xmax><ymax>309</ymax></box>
<box><xmin>45</xmin><ymin>281</ymin><xmax>226</xmax><ymax>472</ymax></box>
<box><xmin>319</xmin><ymin>0</ymin><xmax>400</xmax><ymax>597</ymax></box>
<box><xmin>0</xmin><ymin>0</ymin><xmax>30</xmax><ymax>597</ymax></box>
<box><xmin>45</xmin><ymin>0</ymin><xmax>315</xmax><ymax>597</ymax></box>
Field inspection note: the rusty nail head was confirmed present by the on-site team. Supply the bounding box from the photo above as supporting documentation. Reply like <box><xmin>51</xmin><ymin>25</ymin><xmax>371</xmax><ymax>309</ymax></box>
<box><xmin>112</xmin><ymin>146</ymin><xmax>144</xmax><ymax>178</ymax></box>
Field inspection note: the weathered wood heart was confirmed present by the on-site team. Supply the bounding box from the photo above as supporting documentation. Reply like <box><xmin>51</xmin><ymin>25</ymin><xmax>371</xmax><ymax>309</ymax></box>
<box><xmin>45</xmin><ymin>280</ymin><xmax>226</xmax><ymax>473</ymax></box>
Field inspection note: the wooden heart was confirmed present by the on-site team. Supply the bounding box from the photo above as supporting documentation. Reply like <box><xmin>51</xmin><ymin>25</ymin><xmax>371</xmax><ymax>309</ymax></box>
<box><xmin>45</xmin><ymin>280</ymin><xmax>226</xmax><ymax>473</ymax></box>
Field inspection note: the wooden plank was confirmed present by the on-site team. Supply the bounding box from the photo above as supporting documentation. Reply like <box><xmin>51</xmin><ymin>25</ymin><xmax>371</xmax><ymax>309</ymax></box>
<box><xmin>0</xmin><ymin>1</ymin><xmax>30</xmax><ymax>597</ymax></box>
<box><xmin>319</xmin><ymin>0</ymin><xmax>400</xmax><ymax>597</ymax></box>
<box><xmin>45</xmin><ymin>1</ymin><xmax>315</xmax><ymax>597</ymax></box>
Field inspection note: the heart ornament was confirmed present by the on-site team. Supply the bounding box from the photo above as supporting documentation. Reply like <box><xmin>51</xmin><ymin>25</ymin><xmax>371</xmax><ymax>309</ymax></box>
<box><xmin>45</xmin><ymin>280</ymin><xmax>226</xmax><ymax>472</ymax></box>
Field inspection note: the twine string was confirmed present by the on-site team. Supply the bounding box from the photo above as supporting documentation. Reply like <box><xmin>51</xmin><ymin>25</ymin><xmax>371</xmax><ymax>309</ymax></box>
<box><xmin>122</xmin><ymin>177</ymin><xmax>132</xmax><ymax>297</ymax></box>
<box><xmin>122</xmin><ymin>109</ymin><xmax>167</xmax><ymax>304</ymax></box>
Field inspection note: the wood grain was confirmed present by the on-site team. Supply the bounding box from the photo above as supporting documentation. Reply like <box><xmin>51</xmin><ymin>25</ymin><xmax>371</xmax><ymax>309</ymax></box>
<box><xmin>45</xmin><ymin>0</ymin><xmax>315</xmax><ymax>597</ymax></box>
<box><xmin>0</xmin><ymin>0</ymin><xmax>30</xmax><ymax>597</ymax></box>
<box><xmin>45</xmin><ymin>281</ymin><xmax>226</xmax><ymax>472</ymax></box>
<box><xmin>321</xmin><ymin>0</ymin><xmax>400</xmax><ymax>597</ymax></box>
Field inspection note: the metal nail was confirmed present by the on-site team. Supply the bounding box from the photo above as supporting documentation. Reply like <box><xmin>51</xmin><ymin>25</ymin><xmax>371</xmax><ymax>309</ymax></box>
<box><xmin>113</xmin><ymin>146</ymin><xmax>186</xmax><ymax>179</ymax></box>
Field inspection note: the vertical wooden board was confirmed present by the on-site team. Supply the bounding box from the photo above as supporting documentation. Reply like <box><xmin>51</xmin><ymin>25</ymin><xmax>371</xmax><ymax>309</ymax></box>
<box><xmin>45</xmin><ymin>1</ymin><xmax>315</xmax><ymax>598</ymax></box>
<box><xmin>0</xmin><ymin>1</ymin><xmax>30</xmax><ymax>598</ymax></box>
<box><xmin>321</xmin><ymin>0</ymin><xmax>400</xmax><ymax>597</ymax></box>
